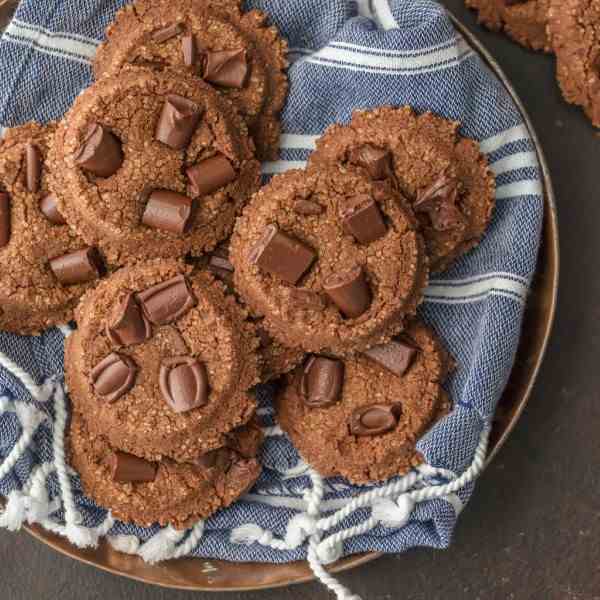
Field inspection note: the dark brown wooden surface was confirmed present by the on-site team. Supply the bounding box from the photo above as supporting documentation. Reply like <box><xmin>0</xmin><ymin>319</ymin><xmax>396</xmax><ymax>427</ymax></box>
<box><xmin>0</xmin><ymin>1</ymin><xmax>595</xmax><ymax>598</ymax></box>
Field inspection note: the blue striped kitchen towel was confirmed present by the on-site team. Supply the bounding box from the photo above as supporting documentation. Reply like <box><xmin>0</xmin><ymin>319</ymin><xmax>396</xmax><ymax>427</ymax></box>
<box><xmin>0</xmin><ymin>0</ymin><xmax>544</xmax><ymax>566</ymax></box>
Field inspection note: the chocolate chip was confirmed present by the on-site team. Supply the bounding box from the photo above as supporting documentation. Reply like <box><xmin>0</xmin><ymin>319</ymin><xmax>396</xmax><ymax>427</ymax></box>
<box><xmin>186</xmin><ymin>154</ymin><xmax>236</xmax><ymax>196</ymax></box>
<box><xmin>249</xmin><ymin>225</ymin><xmax>317</xmax><ymax>285</ymax></box>
<box><xmin>349</xmin><ymin>404</ymin><xmax>401</xmax><ymax>436</ymax></box>
<box><xmin>25</xmin><ymin>142</ymin><xmax>42</xmax><ymax>193</ymax></box>
<box><xmin>340</xmin><ymin>194</ymin><xmax>387</xmax><ymax>244</ymax></box>
<box><xmin>91</xmin><ymin>352</ymin><xmax>138</xmax><ymax>403</ymax></box>
<box><xmin>159</xmin><ymin>356</ymin><xmax>209</xmax><ymax>413</ymax></box>
<box><xmin>49</xmin><ymin>247</ymin><xmax>104</xmax><ymax>285</ymax></box>
<box><xmin>75</xmin><ymin>124</ymin><xmax>123</xmax><ymax>178</ymax></box>
<box><xmin>293</xmin><ymin>199</ymin><xmax>323</xmax><ymax>215</ymax></box>
<box><xmin>323</xmin><ymin>265</ymin><xmax>371</xmax><ymax>319</ymax></box>
<box><xmin>203</xmin><ymin>49</ymin><xmax>249</xmax><ymax>88</ymax></box>
<box><xmin>107</xmin><ymin>293</ymin><xmax>152</xmax><ymax>347</ymax></box>
<box><xmin>152</xmin><ymin>22</ymin><xmax>184</xmax><ymax>43</ymax></box>
<box><xmin>155</xmin><ymin>95</ymin><xmax>202</xmax><ymax>150</ymax></box>
<box><xmin>0</xmin><ymin>192</ymin><xmax>10</xmax><ymax>248</ymax></box>
<box><xmin>288</xmin><ymin>287</ymin><xmax>325</xmax><ymax>312</ymax></box>
<box><xmin>182</xmin><ymin>34</ymin><xmax>196</xmax><ymax>66</ymax></box>
<box><xmin>364</xmin><ymin>338</ymin><xmax>417</xmax><ymax>377</ymax></box>
<box><xmin>109</xmin><ymin>451</ymin><xmax>157</xmax><ymax>483</ymax></box>
<box><xmin>300</xmin><ymin>356</ymin><xmax>344</xmax><ymax>408</ymax></box>
<box><xmin>349</xmin><ymin>145</ymin><xmax>394</xmax><ymax>180</ymax></box>
<box><xmin>39</xmin><ymin>194</ymin><xmax>66</xmax><ymax>225</ymax></box>
<box><xmin>414</xmin><ymin>173</ymin><xmax>464</xmax><ymax>232</ymax></box>
<box><xmin>141</xmin><ymin>190</ymin><xmax>194</xmax><ymax>234</ymax></box>
<box><xmin>137</xmin><ymin>274</ymin><xmax>197</xmax><ymax>325</ymax></box>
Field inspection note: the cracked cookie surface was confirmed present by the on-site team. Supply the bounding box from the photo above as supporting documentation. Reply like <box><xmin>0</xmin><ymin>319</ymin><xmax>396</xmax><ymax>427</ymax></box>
<box><xmin>65</xmin><ymin>260</ymin><xmax>260</xmax><ymax>462</ymax></box>
<box><xmin>94</xmin><ymin>0</ymin><xmax>288</xmax><ymax>160</ymax></box>
<box><xmin>0</xmin><ymin>123</ymin><xmax>104</xmax><ymax>334</ymax></box>
<box><xmin>548</xmin><ymin>0</ymin><xmax>600</xmax><ymax>127</ymax></box>
<box><xmin>230</xmin><ymin>166</ymin><xmax>428</xmax><ymax>356</ymax></box>
<box><xmin>69</xmin><ymin>411</ymin><xmax>262</xmax><ymax>528</ymax></box>
<box><xmin>277</xmin><ymin>320</ymin><xmax>452</xmax><ymax>484</ymax></box>
<box><xmin>465</xmin><ymin>0</ymin><xmax>551</xmax><ymax>52</ymax></box>
<box><xmin>49</xmin><ymin>69</ymin><xmax>260</xmax><ymax>266</ymax></box>
<box><xmin>308</xmin><ymin>106</ymin><xmax>495</xmax><ymax>273</ymax></box>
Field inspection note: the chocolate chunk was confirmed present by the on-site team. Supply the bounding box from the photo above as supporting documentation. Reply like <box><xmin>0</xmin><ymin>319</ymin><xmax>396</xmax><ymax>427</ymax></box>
<box><xmin>364</xmin><ymin>339</ymin><xmax>417</xmax><ymax>377</ymax></box>
<box><xmin>349</xmin><ymin>145</ymin><xmax>394</xmax><ymax>180</ymax></box>
<box><xmin>186</xmin><ymin>154</ymin><xmax>236</xmax><ymax>196</ymax></box>
<box><xmin>323</xmin><ymin>265</ymin><xmax>371</xmax><ymax>319</ymax></box>
<box><xmin>293</xmin><ymin>199</ymin><xmax>324</xmax><ymax>215</ymax></box>
<box><xmin>91</xmin><ymin>352</ymin><xmax>138</xmax><ymax>403</ymax></box>
<box><xmin>340</xmin><ymin>194</ymin><xmax>387</xmax><ymax>244</ymax></box>
<box><xmin>159</xmin><ymin>356</ymin><xmax>209</xmax><ymax>413</ymax></box>
<box><xmin>152</xmin><ymin>22</ymin><xmax>184</xmax><ymax>43</ymax></box>
<box><xmin>109</xmin><ymin>451</ymin><xmax>157</xmax><ymax>483</ymax></box>
<box><xmin>75</xmin><ymin>123</ymin><xmax>123</xmax><ymax>178</ymax></box>
<box><xmin>0</xmin><ymin>192</ymin><xmax>10</xmax><ymax>248</ymax></box>
<box><xmin>195</xmin><ymin>448</ymin><xmax>231</xmax><ymax>470</ymax></box>
<box><xmin>300</xmin><ymin>356</ymin><xmax>344</xmax><ymax>408</ymax></box>
<box><xmin>349</xmin><ymin>404</ymin><xmax>401</xmax><ymax>436</ymax></box>
<box><xmin>182</xmin><ymin>34</ymin><xmax>196</xmax><ymax>66</ymax></box>
<box><xmin>209</xmin><ymin>255</ymin><xmax>234</xmax><ymax>273</ymax></box>
<box><xmin>107</xmin><ymin>293</ymin><xmax>152</xmax><ymax>347</ymax></box>
<box><xmin>203</xmin><ymin>49</ymin><xmax>249</xmax><ymax>88</ymax></box>
<box><xmin>141</xmin><ymin>190</ymin><xmax>194</xmax><ymax>234</ymax></box>
<box><xmin>288</xmin><ymin>288</ymin><xmax>325</xmax><ymax>311</ymax></box>
<box><xmin>49</xmin><ymin>247</ymin><xmax>104</xmax><ymax>285</ymax></box>
<box><xmin>25</xmin><ymin>142</ymin><xmax>42</xmax><ymax>193</ymax></box>
<box><xmin>39</xmin><ymin>194</ymin><xmax>66</xmax><ymax>225</ymax></box>
<box><xmin>249</xmin><ymin>225</ymin><xmax>317</xmax><ymax>285</ymax></box>
<box><xmin>414</xmin><ymin>174</ymin><xmax>464</xmax><ymax>232</ymax></box>
<box><xmin>155</xmin><ymin>95</ymin><xmax>202</xmax><ymax>150</ymax></box>
<box><xmin>137</xmin><ymin>274</ymin><xmax>197</xmax><ymax>325</ymax></box>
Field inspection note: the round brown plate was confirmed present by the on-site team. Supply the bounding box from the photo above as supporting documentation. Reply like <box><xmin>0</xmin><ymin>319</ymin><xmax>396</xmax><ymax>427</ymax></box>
<box><xmin>1</xmin><ymin>12</ymin><xmax>558</xmax><ymax>593</ymax></box>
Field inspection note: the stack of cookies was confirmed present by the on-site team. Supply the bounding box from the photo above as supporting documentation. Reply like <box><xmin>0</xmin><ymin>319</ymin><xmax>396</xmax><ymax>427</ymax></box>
<box><xmin>466</xmin><ymin>0</ymin><xmax>600</xmax><ymax>128</ymax></box>
<box><xmin>0</xmin><ymin>0</ymin><xmax>497</xmax><ymax>527</ymax></box>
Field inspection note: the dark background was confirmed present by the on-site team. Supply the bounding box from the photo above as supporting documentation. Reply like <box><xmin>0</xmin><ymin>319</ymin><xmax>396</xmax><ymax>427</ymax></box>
<box><xmin>1</xmin><ymin>1</ymin><xmax>598</xmax><ymax>599</ymax></box>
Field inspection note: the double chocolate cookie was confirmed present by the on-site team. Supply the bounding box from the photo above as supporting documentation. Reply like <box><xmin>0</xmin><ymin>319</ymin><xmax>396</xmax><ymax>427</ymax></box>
<box><xmin>94</xmin><ymin>0</ymin><xmax>288</xmax><ymax>160</ymax></box>
<box><xmin>309</xmin><ymin>106</ymin><xmax>496</xmax><ymax>273</ymax></box>
<box><xmin>49</xmin><ymin>69</ymin><xmax>260</xmax><ymax>266</ymax></box>
<box><xmin>0</xmin><ymin>123</ymin><xmax>105</xmax><ymax>334</ymax></box>
<box><xmin>465</xmin><ymin>0</ymin><xmax>551</xmax><ymax>52</ymax></box>
<box><xmin>69</xmin><ymin>412</ymin><xmax>263</xmax><ymax>528</ymax></box>
<box><xmin>230</xmin><ymin>166</ymin><xmax>427</xmax><ymax>356</ymax></box>
<box><xmin>65</xmin><ymin>260</ymin><xmax>260</xmax><ymax>462</ymax></box>
<box><xmin>548</xmin><ymin>0</ymin><xmax>600</xmax><ymax>127</ymax></box>
<box><xmin>277</xmin><ymin>321</ymin><xmax>452</xmax><ymax>484</ymax></box>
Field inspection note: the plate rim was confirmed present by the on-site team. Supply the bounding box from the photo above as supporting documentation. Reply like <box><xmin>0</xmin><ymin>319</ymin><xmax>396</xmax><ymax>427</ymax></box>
<box><xmin>4</xmin><ymin>13</ymin><xmax>559</xmax><ymax>593</ymax></box>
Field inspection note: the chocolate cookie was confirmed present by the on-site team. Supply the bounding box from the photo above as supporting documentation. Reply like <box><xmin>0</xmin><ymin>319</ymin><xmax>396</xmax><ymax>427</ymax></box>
<box><xmin>65</xmin><ymin>260</ymin><xmax>260</xmax><ymax>462</ymax></box>
<box><xmin>0</xmin><ymin>123</ymin><xmax>105</xmax><ymax>335</ymax></box>
<box><xmin>69</xmin><ymin>411</ymin><xmax>262</xmax><ymax>528</ymax></box>
<box><xmin>94</xmin><ymin>0</ymin><xmax>288</xmax><ymax>160</ymax></box>
<box><xmin>229</xmin><ymin>166</ymin><xmax>428</xmax><ymax>356</ymax></box>
<box><xmin>309</xmin><ymin>106</ymin><xmax>496</xmax><ymax>273</ymax></box>
<box><xmin>49</xmin><ymin>69</ymin><xmax>260</xmax><ymax>266</ymax></box>
<box><xmin>202</xmin><ymin>241</ymin><xmax>305</xmax><ymax>381</ymax></box>
<box><xmin>547</xmin><ymin>0</ymin><xmax>600</xmax><ymax>127</ymax></box>
<box><xmin>465</xmin><ymin>0</ymin><xmax>551</xmax><ymax>52</ymax></box>
<box><xmin>277</xmin><ymin>321</ymin><xmax>452</xmax><ymax>484</ymax></box>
